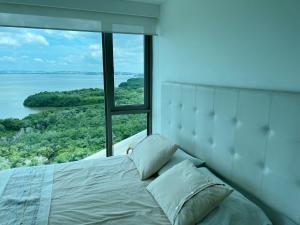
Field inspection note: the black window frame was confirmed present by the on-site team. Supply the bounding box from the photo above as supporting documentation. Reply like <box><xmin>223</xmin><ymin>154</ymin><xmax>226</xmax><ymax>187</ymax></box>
<box><xmin>102</xmin><ymin>33</ymin><xmax>152</xmax><ymax>157</ymax></box>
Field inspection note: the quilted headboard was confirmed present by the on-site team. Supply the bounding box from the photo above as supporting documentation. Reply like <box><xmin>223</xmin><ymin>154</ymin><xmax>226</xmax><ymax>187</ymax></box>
<box><xmin>160</xmin><ymin>82</ymin><xmax>300</xmax><ymax>225</ymax></box>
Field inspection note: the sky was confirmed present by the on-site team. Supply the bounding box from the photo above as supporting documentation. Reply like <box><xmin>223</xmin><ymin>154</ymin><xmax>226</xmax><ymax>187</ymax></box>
<box><xmin>0</xmin><ymin>27</ymin><xmax>144</xmax><ymax>73</ymax></box>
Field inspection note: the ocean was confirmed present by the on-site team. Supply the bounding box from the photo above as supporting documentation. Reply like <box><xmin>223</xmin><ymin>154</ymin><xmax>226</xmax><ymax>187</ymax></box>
<box><xmin>0</xmin><ymin>73</ymin><xmax>134</xmax><ymax>119</ymax></box>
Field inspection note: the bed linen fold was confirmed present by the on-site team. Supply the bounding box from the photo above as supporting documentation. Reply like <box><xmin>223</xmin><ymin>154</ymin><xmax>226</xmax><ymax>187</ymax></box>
<box><xmin>0</xmin><ymin>165</ymin><xmax>54</xmax><ymax>225</ymax></box>
<box><xmin>48</xmin><ymin>155</ymin><xmax>170</xmax><ymax>225</ymax></box>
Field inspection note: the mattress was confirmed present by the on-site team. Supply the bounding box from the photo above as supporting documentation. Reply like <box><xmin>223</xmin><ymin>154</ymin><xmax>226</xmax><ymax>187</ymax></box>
<box><xmin>0</xmin><ymin>155</ymin><xmax>271</xmax><ymax>225</ymax></box>
<box><xmin>0</xmin><ymin>156</ymin><xmax>170</xmax><ymax>225</ymax></box>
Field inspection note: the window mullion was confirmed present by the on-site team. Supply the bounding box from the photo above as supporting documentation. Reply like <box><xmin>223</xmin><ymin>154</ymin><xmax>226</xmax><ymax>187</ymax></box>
<box><xmin>145</xmin><ymin>35</ymin><xmax>153</xmax><ymax>135</ymax></box>
<box><xmin>102</xmin><ymin>33</ymin><xmax>114</xmax><ymax>157</ymax></box>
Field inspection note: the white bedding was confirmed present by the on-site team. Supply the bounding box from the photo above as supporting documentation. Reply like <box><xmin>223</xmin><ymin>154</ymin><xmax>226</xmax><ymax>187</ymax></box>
<box><xmin>199</xmin><ymin>168</ymin><xmax>272</xmax><ymax>225</ymax></box>
<box><xmin>0</xmin><ymin>155</ymin><xmax>271</xmax><ymax>225</ymax></box>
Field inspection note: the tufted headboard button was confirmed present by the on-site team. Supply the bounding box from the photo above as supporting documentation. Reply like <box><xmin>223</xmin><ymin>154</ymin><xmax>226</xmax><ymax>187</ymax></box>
<box><xmin>230</xmin><ymin>147</ymin><xmax>240</xmax><ymax>160</ymax></box>
<box><xmin>262</xmin><ymin>125</ymin><xmax>274</xmax><ymax>138</ymax></box>
<box><xmin>209</xmin><ymin>111</ymin><xmax>217</xmax><ymax>121</ymax></box>
<box><xmin>178</xmin><ymin>124</ymin><xmax>182</xmax><ymax>131</ymax></box>
<box><xmin>208</xmin><ymin>137</ymin><xmax>215</xmax><ymax>147</ymax></box>
<box><xmin>257</xmin><ymin>161</ymin><xmax>270</xmax><ymax>175</ymax></box>
<box><xmin>232</xmin><ymin>117</ymin><xmax>238</xmax><ymax>125</ymax></box>
<box><xmin>193</xmin><ymin>106</ymin><xmax>197</xmax><ymax>112</ymax></box>
<box><xmin>232</xmin><ymin>117</ymin><xmax>242</xmax><ymax>128</ymax></box>
<box><xmin>178</xmin><ymin>103</ymin><xmax>183</xmax><ymax>110</ymax></box>
<box><xmin>192</xmin><ymin>130</ymin><xmax>197</xmax><ymax>137</ymax></box>
<box><xmin>229</xmin><ymin>147</ymin><xmax>236</xmax><ymax>155</ymax></box>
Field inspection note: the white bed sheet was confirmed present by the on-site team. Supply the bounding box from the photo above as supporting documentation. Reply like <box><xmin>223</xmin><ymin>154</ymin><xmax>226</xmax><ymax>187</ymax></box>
<box><xmin>0</xmin><ymin>155</ymin><xmax>272</xmax><ymax>225</ymax></box>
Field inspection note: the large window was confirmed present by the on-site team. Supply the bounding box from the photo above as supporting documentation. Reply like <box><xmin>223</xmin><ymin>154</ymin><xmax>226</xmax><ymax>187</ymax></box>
<box><xmin>102</xmin><ymin>33</ymin><xmax>152</xmax><ymax>156</ymax></box>
<box><xmin>0</xmin><ymin>27</ymin><xmax>152</xmax><ymax>169</ymax></box>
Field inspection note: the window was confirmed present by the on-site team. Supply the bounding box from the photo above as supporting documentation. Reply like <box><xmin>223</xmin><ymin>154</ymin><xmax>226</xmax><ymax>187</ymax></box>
<box><xmin>102</xmin><ymin>33</ymin><xmax>152</xmax><ymax>156</ymax></box>
<box><xmin>0</xmin><ymin>26</ymin><xmax>152</xmax><ymax>169</ymax></box>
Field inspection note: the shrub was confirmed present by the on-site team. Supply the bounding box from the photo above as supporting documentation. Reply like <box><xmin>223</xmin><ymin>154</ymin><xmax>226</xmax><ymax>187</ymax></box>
<box><xmin>118</xmin><ymin>78</ymin><xmax>144</xmax><ymax>89</ymax></box>
<box><xmin>0</xmin><ymin>118</ymin><xmax>24</xmax><ymax>131</ymax></box>
<box><xmin>0</xmin><ymin>124</ymin><xmax>5</xmax><ymax>131</ymax></box>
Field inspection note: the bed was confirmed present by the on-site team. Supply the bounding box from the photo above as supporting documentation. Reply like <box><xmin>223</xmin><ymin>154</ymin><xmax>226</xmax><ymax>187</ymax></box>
<box><xmin>0</xmin><ymin>154</ymin><xmax>271</xmax><ymax>225</ymax></box>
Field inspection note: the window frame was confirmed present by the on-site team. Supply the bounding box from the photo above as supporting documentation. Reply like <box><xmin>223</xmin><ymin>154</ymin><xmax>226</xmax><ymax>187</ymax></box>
<box><xmin>0</xmin><ymin>24</ymin><xmax>152</xmax><ymax>162</ymax></box>
<box><xmin>102</xmin><ymin>33</ymin><xmax>152</xmax><ymax>157</ymax></box>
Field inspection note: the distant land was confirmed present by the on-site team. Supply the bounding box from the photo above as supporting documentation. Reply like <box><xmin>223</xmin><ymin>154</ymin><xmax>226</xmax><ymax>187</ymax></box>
<box><xmin>0</xmin><ymin>72</ymin><xmax>140</xmax><ymax>119</ymax></box>
<box><xmin>0</xmin><ymin>71</ymin><xmax>143</xmax><ymax>77</ymax></box>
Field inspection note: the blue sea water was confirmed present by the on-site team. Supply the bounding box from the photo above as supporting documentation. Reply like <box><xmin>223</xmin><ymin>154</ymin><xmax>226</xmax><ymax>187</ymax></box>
<box><xmin>0</xmin><ymin>73</ymin><xmax>134</xmax><ymax>119</ymax></box>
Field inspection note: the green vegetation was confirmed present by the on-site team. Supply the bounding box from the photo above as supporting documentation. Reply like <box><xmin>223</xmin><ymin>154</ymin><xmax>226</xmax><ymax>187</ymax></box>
<box><xmin>115</xmin><ymin>78</ymin><xmax>144</xmax><ymax>105</ymax></box>
<box><xmin>0</xmin><ymin>118</ymin><xmax>24</xmax><ymax>131</ymax></box>
<box><xmin>23</xmin><ymin>89</ymin><xmax>105</xmax><ymax>107</ymax></box>
<box><xmin>0</xmin><ymin>78</ymin><xmax>146</xmax><ymax>170</ymax></box>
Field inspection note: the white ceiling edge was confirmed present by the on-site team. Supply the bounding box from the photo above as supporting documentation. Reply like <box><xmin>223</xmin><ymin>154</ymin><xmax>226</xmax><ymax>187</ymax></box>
<box><xmin>127</xmin><ymin>0</ymin><xmax>167</xmax><ymax>5</ymax></box>
<box><xmin>0</xmin><ymin>0</ymin><xmax>160</xmax><ymax>18</ymax></box>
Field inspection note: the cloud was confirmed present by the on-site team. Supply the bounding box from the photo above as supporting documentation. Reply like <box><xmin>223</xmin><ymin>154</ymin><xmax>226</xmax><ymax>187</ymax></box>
<box><xmin>0</xmin><ymin>35</ymin><xmax>20</xmax><ymax>46</ymax></box>
<box><xmin>0</xmin><ymin>31</ymin><xmax>49</xmax><ymax>46</ymax></box>
<box><xmin>89</xmin><ymin>44</ymin><xmax>102</xmax><ymax>59</ymax></box>
<box><xmin>113</xmin><ymin>46</ymin><xmax>143</xmax><ymax>63</ymax></box>
<box><xmin>23</xmin><ymin>33</ymin><xmax>49</xmax><ymax>46</ymax></box>
<box><xmin>0</xmin><ymin>56</ymin><xmax>16</xmax><ymax>62</ymax></box>
<box><xmin>89</xmin><ymin>44</ymin><xmax>101</xmax><ymax>50</ymax></box>
<box><xmin>112</xmin><ymin>45</ymin><xmax>144</xmax><ymax>73</ymax></box>
<box><xmin>0</xmin><ymin>27</ymin><xmax>142</xmax><ymax>72</ymax></box>
<box><xmin>46</xmin><ymin>59</ymin><xmax>56</xmax><ymax>64</ymax></box>
<box><xmin>90</xmin><ymin>51</ymin><xmax>102</xmax><ymax>58</ymax></box>
<box><xmin>34</xmin><ymin>58</ymin><xmax>44</xmax><ymax>62</ymax></box>
<box><xmin>62</xmin><ymin>31</ymin><xmax>81</xmax><ymax>40</ymax></box>
<box><xmin>111</xmin><ymin>35</ymin><xmax>144</xmax><ymax>72</ymax></box>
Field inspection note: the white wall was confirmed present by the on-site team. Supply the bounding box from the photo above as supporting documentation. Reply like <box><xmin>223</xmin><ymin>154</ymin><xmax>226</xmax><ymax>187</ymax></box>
<box><xmin>153</xmin><ymin>0</ymin><xmax>300</xmax><ymax>132</ymax></box>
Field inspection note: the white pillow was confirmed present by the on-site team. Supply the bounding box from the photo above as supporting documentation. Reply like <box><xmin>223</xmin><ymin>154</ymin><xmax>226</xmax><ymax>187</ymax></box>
<box><xmin>147</xmin><ymin>160</ymin><xmax>233</xmax><ymax>225</ymax></box>
<box><xmin>129</xmin><ymin>134</ymin><xmax>177</xmax><ymax>180</ymax></box>
<box><xmin>158</xmin><ymin>148</ymin><xmax>205</xmax><ymax>175</ymax></box>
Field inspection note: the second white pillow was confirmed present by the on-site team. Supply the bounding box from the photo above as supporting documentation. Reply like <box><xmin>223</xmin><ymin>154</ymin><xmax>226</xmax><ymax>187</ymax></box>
<box><xmin>129</xmin><ymin>134</ymin><xmax>177</xmax><ymax>180</ymax></box>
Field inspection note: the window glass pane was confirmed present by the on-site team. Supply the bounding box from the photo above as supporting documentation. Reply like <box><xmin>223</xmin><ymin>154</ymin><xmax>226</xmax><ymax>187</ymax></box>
<box><xmin>0</xmin><ymin>27</ymin><xmax>105</xmax><ymax>169</ymax></box>
<box><xmin>113</xmin><ymin>33</ymin><xmax>144</xmax><ymax>106</ymax></box>
<box><xmin>112</xmin><ymin>114</ymin><xmax>147</xmax><ymax>155</ymax></box>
